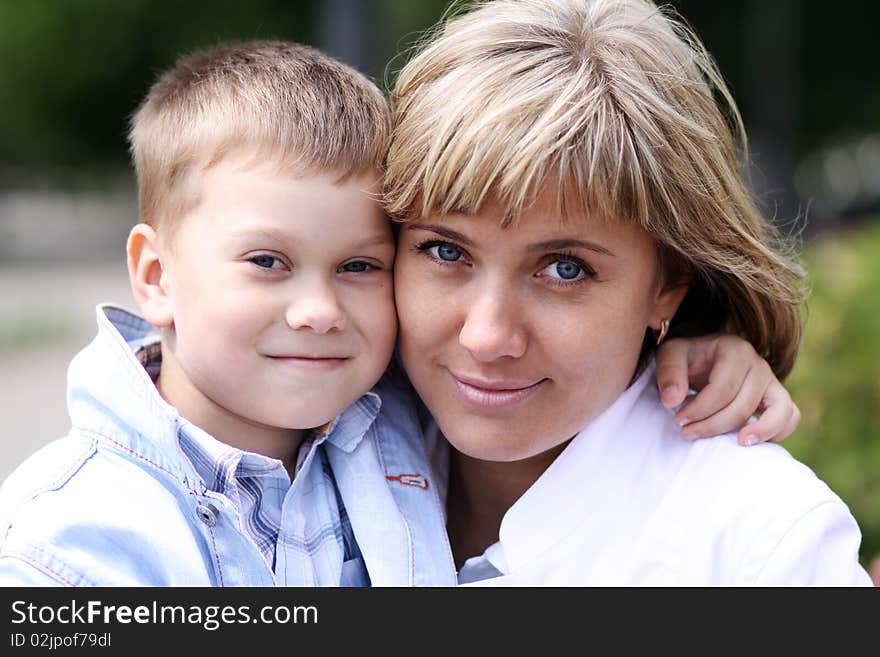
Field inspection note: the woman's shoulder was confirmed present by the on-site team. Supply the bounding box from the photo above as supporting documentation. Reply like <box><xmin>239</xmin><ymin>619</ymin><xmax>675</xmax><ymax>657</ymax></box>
<box><xmin>616</xmin><ymin>396</ymin><xmax>866</xmax><ymax>583</ymax></box>
<box><xmin>629</xmin><ymin>378</ymin><xmax>841</xmax><ymax>511</ymax></box>
<box><xmin>679</xmin><ymin>435</ymin><xmax>869</xmax><ymax>584</ymax></box>
<box><xmin>627</xmin><ymin>383</ymin><xmax>851</xmax><ymax>536</ymax></box>
<box><xmin>673</xmin><ymin>431</ymin><xmax>862</xmax><ymax>571</ymax></box>
<box><xmin>687</xmin><ymin>431</ymin><xmax>839</xmax><ymax>506</ymax></box>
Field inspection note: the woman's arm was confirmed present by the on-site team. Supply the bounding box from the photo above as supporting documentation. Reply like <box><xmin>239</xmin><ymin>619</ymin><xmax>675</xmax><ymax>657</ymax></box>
<box><xmin>655</xmin><ymin>334</ymin><xmax>801</xmax><ymax>446</ymax></box>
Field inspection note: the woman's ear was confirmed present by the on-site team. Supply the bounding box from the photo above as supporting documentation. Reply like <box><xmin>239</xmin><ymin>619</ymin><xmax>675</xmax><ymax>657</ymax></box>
<box><xmin>650</xmin><ymin>279</ymin><xmax>690</xmax><ymax>333</ymax></box>
<box><xmin>127</xmin><ymin>223</ymin><xmax>174</xmax><ymax>328</ymax></box>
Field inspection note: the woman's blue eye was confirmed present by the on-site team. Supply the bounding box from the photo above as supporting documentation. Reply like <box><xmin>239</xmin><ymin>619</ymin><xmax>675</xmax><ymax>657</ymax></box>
<box><xmin>342</xmin><ymin>261</ymin><xmax>371</xmax><ymax>273</ymax></box>
<box><xmin>539</xmin><ymin>258</ymin><xmax>591</xmax><ymax>283</ymax></box>
<box><xmin>554</xmin><ymin>261</ymin><xmax>582</xmax><ymax>280</ymax></box>
<box><xmin>432</xmin><ymin>244</ymin><xmax>462</xmax><ymax>262</ymax></box>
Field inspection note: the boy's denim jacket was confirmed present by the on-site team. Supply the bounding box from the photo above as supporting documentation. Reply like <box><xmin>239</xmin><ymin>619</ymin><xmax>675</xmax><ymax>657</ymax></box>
<box><xmin>0</xmin><ymin>305</ymin><xmax>456</xmax><ymax>586</ymax></box>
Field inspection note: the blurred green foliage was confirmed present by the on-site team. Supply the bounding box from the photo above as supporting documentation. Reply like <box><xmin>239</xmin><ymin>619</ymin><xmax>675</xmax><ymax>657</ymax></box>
<box><xmin>0</xmin><ymin>0</ymin><xmax>314</xmax><ymax>172</ymax></box>
<box><xmin>0</xmin><ymin>0</ymin><xmax>458</xmax><ymax>176</ymax></box>
<box><xmin>785</xmin><ymin>220</ymin><xmax>880</xmax><ymax>565</ymax></box>
<box><xmin>1</xmin><ymin>1</ymin><xmax>877</xmax><ymax>177</ymax></box>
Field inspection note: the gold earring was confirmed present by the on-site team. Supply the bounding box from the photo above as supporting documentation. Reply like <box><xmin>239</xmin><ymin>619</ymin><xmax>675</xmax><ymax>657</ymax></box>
<box><xmin>655</xmin><ymin>319</ymin><xmax>670</xmax><ymax>346</ymax></box>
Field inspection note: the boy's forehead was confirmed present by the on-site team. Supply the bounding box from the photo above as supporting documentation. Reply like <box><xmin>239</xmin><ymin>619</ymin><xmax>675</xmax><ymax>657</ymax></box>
<box><xmin>172</xmin><ymin>159</ymin><xmax>392</xmax><ymax>244</ymax></box>
<box><xmin>202</xmin><ymin>145</ymin><xmax>381</xmax><ymax>181</ymax></box>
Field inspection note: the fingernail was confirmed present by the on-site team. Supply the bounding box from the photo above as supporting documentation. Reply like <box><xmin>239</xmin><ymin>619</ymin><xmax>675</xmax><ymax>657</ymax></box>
<box><xmin>662</xmin><ymin>385</ymin><xmax>679</xmax><ymax>400</ymax></box>
<box><xmin>742</xmin><ymin>434</ymin><xmax>759</xmax><ymax>446</ymax></box>
<box><xmin>682</xmin><ymin>429</ymin><xmax>699</xmax><ymax>441</ymax></box>
<box><xmin>676</xmin><ymin>417</ymin><xmax>689</xmax><ymax>427</ymax></box>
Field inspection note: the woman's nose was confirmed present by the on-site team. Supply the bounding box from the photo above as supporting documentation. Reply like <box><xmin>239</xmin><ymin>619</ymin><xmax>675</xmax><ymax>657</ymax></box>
<box><xmin>458</xmin><ymin>289</ymin><xmax>527</xmax><ymax>361</ymax></box>
<box><xmin>285</xmin><ymin>282</ymin><xmax>346</xmax><ymax>334</ymax></box>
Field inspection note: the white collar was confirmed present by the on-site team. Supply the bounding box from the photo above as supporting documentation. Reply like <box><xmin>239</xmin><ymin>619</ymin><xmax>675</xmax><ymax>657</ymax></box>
<box><xmin>492</xmin><ymin>361</ymin><xmax>665</xmax><ymax>574</ymax></box>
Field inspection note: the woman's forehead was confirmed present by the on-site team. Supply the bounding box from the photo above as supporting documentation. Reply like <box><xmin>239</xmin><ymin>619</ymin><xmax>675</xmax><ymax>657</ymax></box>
<box><xmin>412</xmin><ymin>195</ymin><xmax>655</xmax><ymax>253</ymax></box>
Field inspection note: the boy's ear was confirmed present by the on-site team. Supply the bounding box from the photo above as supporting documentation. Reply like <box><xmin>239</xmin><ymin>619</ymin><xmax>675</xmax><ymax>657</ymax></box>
<box><xmin>127</xmin><ymin>223</ymin><xmax>174</xmax><ymax>328</ymax></box>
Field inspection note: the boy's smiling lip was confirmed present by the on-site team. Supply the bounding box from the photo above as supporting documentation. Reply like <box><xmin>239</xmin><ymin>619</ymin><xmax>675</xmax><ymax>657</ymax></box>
<box><xmin>265</xmin><ymin>354</ymin><xmax>352</xmax><ymax>371</ymax></box>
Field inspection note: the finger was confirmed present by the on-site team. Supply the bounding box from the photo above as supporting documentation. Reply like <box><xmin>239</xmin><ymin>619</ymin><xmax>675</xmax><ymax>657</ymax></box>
<box><xmin>735</xmin><ymin>403</ymin><xmax>792</xmax><ymax>446</ymax></box>
<box><xmin>673</xmin><ymin>375</ymin><xmax>747</xmax><ymax>428</ymax></box>
<box><xmin>673</xmin><ymin>344</ymin><xmax>765</xmax><ymax>427</ymax></box>
<box><xmin>766</xmin><ymin>408</ymin><xmax>799</xmax><ymax>444</ymax></box>
<box><xmin>736</xmin><ymin>380</ymin><xmax>795</xmax><ymax>445</ymax></box>
<box><xmin>678</xmin><ymin>333</ymin><xmax>741</xmax><ymax>392</ymax></box>
<box><xmin>654</xmin><ymin>338</ymin><xmax>691</xmax><ymax>408</ymax></box>
<box><xmin>769</xmin><ymin>402</ymin><xmax>801</xmax><ymax>443</ymax></box>
<box><xmin>770</xmin><ymin>394</ymin><xmax>801</xmax><ymax>443</ymax></box>
<box><xmin>679</xmin><ymin>373</ymin><xmax>765</xmax><ymax>441</ymax></box>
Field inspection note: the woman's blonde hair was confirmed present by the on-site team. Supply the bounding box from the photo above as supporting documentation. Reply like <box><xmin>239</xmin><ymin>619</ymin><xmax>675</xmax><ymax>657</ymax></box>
<box><xmin>129</xmin><ymin>40</ymin><xmax>390</xmax><ymax>234</ymax></box>
<box><xmin>384</xmin><ymin>0</ymin><xmax>805</xmax><ymax>379</ymax></box>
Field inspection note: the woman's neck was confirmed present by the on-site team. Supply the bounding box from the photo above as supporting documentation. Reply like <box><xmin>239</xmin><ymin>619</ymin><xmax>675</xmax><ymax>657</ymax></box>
<box><xmin>446</xmin><ymin>441</ymin><xmax>569</xmax><ymax>570</ymax></box>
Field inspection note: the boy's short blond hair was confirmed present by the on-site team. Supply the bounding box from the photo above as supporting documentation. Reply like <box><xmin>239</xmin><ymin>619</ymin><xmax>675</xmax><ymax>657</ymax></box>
<box><xmin>129</xmin><ymin>40</ymin><xmax>390</xmax><ymax>232</ymax></box>
<box><xmin>385</xmin><ymin>0</ymin><xmax>805</xmax><ymax>379</ymax></box>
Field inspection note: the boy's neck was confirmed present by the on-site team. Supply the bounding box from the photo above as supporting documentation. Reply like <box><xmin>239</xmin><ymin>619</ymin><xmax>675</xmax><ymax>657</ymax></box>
<box><xmin>156</xmin><ymin>344</ymin><xmax>305</xmax><ymax>473</ymax></box>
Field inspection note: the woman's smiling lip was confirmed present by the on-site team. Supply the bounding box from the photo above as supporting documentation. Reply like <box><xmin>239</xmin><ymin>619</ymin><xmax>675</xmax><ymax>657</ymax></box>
<box><xmin>448</xmin><ymin>371</ymin><xmax>547</xmax><ymax>408</ymax></box>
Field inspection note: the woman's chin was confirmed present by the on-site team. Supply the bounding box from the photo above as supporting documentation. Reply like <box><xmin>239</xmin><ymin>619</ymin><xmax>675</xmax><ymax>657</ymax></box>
<box><xmin>445</xmin><ymin>431</ymin><xmax>572</xmax><ymax>465</ymax></box>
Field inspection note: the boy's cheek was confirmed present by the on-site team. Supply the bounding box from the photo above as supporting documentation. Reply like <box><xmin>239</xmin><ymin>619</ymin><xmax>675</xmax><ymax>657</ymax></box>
<box><xmin>364</xmin><ymin>293</ymin><xmax>399</xmax><ymax>360</ymax></box>
<box><xmin>374</xmin><ymin>295</ymin><xmax>399</xmax><ymax>345</ymax></box>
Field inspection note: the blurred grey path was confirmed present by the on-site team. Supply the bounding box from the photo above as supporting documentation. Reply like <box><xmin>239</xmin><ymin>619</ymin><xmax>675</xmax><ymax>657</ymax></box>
<box><xmin>0</xmin><ymin>263</ymin><xmax>134</xmax><ymax>481</ymax></box>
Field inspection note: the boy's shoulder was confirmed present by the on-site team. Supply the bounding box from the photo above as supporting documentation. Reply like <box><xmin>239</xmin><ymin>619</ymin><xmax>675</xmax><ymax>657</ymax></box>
<box><xmin>0</xmin><ymin>431</ymin><xmax>208</xmax><ymax>586</ymax></box>
<box><xmin>0</xmin><ymin>433</ymin><xmax>99</xmax><ymax>525</ymax></box>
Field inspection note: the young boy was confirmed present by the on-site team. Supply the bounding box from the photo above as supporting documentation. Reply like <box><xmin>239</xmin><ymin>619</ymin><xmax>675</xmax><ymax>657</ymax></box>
<box><xmin>0</xmin><ymin>38</ymin><xmax>800</xmax><ymax>588</ymax></box>
<box><xmin>0</xmin><ymin>41</ymin><xmax>456</xmax><ymax>586</ymax></box>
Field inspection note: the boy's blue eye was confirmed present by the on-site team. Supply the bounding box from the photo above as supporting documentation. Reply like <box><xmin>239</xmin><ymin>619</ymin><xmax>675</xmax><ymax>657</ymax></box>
<box><xmin>341</xmin><ymin>261</ymin><xmax>372</xmax><ymax>273</ymax></box>
<box><xmin>250</xmin><ymin>255</ymin><xmax>283</xmax><ymax>269</ymax></box>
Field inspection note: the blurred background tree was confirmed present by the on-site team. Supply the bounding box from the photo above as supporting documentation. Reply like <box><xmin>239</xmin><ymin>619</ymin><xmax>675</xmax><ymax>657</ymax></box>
<box><xmin>0</xmin><ymin>0</ymin><xmax>877</xmax><ymax>566</ymax></box>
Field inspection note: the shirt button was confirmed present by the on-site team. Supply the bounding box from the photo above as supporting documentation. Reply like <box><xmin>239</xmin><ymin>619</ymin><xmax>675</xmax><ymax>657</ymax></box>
<box><xmin>195</xmin><ymin>502</ymin><xmax>219</xmax><ymax>527</ymax></box>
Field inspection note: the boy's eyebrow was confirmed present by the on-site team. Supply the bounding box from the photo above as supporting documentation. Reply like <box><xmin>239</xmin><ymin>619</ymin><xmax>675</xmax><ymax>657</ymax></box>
<box><xmin>352</xmin><ymin>233</ymin><xmax>396</xmax><ymax>249</ymax></box>
<box><xmin>226</xmin><ymin>229</ymin><xmax>394</xmax><ymax>249</ymax></box>
<box><xmin>226</xmin><ymin>228</ymin><xmax>292</xmax><ymax>244</ymax></box>
<box><xmin>526</xmin><ymin>239</ymin><xmax>614</xmax><ymax>257</ymax></box>
<box><xmin>405</xmin><ymin>224</ymin><xmax>475</xmax><ymax>247</ymax></box>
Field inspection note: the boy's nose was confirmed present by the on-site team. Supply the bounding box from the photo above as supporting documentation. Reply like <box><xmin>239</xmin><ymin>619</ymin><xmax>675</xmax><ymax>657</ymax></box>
<box><xmin>285</xmin><ymin>286</ymin><xmax>346</xmax><ymax>334</ymax></box>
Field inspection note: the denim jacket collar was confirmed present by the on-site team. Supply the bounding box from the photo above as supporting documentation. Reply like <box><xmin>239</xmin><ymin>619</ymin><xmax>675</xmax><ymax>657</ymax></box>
<box><xmin>67</xmin><ymin>305</ymin><xmax>198</xmax><ymax>485</ymax></box>
<box><xmin>68</xmin><ymin>304</ymin><xmax>382</xmax><ymax>490</ymax></box>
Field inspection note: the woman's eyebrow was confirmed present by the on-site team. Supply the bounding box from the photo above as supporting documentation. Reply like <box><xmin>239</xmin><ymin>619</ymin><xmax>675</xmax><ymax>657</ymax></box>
<box><xmin>527</xmin><ymin>238</ymin><xmax>615</xmax><ymax>257</ymax></box>
<box><xmin>405</xmin><ymin>224</ymin><xmax>475</xmax><ymax>247</ymax></box>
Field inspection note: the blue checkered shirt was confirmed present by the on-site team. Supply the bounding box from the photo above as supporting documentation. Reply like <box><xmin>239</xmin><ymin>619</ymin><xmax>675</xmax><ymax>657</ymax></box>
<box><xmin>136</xmin><ymin>338</ymin><xmax>367</xmax><ymax>586</ymax></box>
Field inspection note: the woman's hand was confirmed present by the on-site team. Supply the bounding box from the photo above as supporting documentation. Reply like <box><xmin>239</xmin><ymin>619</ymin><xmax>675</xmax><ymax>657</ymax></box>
<box><xmin>655</xmin><ymin>334</ymin><xmax>801</xmax><ymax>446</ymax></box>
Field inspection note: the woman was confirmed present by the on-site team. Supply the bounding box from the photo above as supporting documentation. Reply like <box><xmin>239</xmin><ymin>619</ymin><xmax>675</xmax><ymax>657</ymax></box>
<box><xmin>384</xmin><ymin>0</ymin><xmax>872</xmax><ymax>584</ymax></box>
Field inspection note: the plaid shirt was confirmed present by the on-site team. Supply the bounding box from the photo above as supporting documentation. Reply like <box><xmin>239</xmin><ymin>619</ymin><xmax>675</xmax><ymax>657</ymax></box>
<box><xmin>0</xmin><ymin>305</ymin><xmax>457</xmax><ymax>586</ymax></box>
<box><xmin>136</xmin><ymin>337</ymin><xmax>366</xmax><ymax>586</ymax></box>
